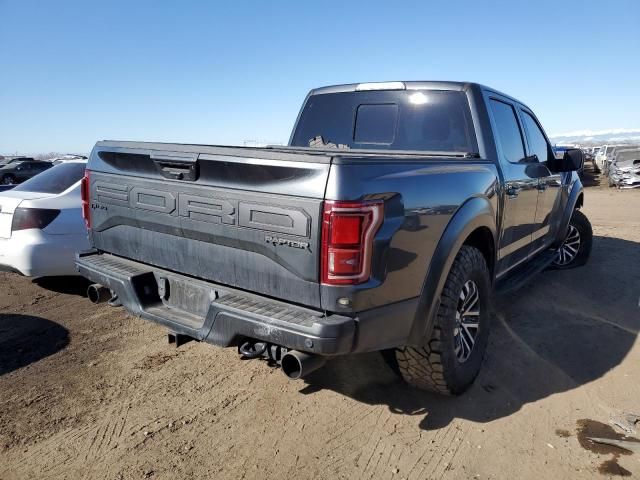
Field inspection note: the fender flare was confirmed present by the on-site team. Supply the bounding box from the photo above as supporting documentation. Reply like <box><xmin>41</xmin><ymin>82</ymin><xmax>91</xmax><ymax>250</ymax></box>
<box><xmin>554</xmin><ymin>182</ymin><xmax>584</xmax><ymax>247</ymax></box>
<box><xmin>407</xmin><ymin>196</ymin><xmax>497</xmax><ymax>346</ymax></box>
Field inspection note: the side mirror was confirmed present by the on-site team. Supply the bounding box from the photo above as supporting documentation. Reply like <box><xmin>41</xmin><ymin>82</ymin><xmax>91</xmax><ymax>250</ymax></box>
<box><xmin>548</xmin><ymin>148</ymin><xmax>583</xmax><ymax>172</ymax></box>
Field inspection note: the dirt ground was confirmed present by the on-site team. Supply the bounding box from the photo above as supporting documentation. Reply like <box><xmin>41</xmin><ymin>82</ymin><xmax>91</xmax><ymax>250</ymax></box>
<box><xmin>1</xmin><ymin>174</ymin><xmax>639</xmax><ymax>479</ymax></box>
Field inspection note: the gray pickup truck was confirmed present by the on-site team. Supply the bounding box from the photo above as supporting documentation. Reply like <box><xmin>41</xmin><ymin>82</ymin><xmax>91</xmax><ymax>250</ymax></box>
<box><xmin>77</xmin><ymin>81</ymin><xmax>592</xmax><ymax>395</ymax></box>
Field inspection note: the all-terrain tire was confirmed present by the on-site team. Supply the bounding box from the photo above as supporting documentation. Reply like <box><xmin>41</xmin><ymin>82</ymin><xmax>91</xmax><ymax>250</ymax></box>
<box><xmin>551</xmin><ymin>209</ymin><xmax>592</xmax><ymax>269</ymax></box>
<box><xmin>395</xmin><ymin>246</ymin><xmax>491</xmax><ymax>395</ymax></box>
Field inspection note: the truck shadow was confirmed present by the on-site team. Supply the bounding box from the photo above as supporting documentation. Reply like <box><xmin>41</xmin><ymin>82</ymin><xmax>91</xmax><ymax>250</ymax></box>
<box><xmin>33</xmin><ymin>276</ymin><xmax>91</xmax><ymax>297</ymax></box>
<box><xmin>0</xmin><ymin>314</ymin><xmax>70</xmax><ymax>376</ymax></box>
<box><xmin>300</xmin><ymin>235</ymin><xmax>639</xmax><ymax>430</ymax></box>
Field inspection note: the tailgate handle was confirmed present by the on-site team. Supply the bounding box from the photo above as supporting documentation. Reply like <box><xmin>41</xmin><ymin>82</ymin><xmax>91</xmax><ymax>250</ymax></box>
<box><xmin>150</xmin><ymin>154</ymin><xmax>198</xmax><ymax>181</ymax></box>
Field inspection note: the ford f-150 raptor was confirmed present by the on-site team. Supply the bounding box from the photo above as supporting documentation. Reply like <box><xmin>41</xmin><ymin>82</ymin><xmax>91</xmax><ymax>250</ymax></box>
<box><xmin>76</xmin><ymin>81</ymin><xmax>591</xmax><ymax>395</ymax></box>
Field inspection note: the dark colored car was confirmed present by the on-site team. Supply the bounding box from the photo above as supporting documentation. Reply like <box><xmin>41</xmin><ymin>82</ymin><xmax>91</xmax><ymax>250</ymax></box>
<box><xmin>0</xmin><ymin>156</ymin><xmax>35</xmax><ymax>166</ymax></box>
<box><xmin>76</xmin><ymin>81</ymin><xmax>591</xmax><ymax>395</ymax></box>
<box><xmin>0</xmin><ymin>160</ymin><xmax>52</xmax><ymax>185</ymax></box>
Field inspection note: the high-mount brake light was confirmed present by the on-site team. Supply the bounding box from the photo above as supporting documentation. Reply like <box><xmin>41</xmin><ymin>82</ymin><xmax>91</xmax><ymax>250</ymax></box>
<box><xmin>321</xmin><ymin>200</ymin><xmax>384</xmax><ymax>285</ymax></box>
<box><xmin>355</xmin><ymin>81</ymin><xmax>406</xmax><ymax>91</ymax></box>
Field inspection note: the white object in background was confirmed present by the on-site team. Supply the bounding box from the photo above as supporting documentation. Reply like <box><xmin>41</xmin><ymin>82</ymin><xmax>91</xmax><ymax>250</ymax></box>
<box><xmin>0</xmin><ymin>160</ymin><xmax>89</xmax><ymax>277</ymax></box>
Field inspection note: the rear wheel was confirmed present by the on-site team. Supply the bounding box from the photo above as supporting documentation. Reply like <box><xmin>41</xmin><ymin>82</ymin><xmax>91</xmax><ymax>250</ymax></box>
<box><xmin>395</xmin><ymin>246</ymin><xmax>491</xmax><ymax>395</ymax></box>
<box><xmin>2</xmin><ymin>174</ymin><xmax>15</xmax><ymax>185</ymax></box>
<box><xmin>552</xmin><ymin>209</ymin><xmax>592</xmax><ymax>269</ymax></box>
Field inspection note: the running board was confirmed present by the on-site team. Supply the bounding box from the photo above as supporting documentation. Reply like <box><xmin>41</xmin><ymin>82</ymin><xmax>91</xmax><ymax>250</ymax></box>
<box><xmin>495</xmin><ymin>250</ymin><xmax>557</xmax><ymax>296</ymax></box>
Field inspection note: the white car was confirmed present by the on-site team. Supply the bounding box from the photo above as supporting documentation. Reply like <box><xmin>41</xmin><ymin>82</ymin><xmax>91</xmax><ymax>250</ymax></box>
<box><xmin>49</xmin><ymin>154</ymin><xmax>88</xmax><ymax>165</ymax></box>
<box><xmin>0</xmin><ymin>160</ymin><xmax>89</xmax><ymax>277</ymax></box>
<box><xmin>595</xmin><ymin>145</ymin><xmax>612</xmax><ymax>171</ymax></box>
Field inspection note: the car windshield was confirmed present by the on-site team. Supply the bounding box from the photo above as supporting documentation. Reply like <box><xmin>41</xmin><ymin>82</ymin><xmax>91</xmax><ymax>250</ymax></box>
<box><xmin>3</xmin><ymin>161</ymin><xmax>23</xmax><ymax>168</ymax></box>
<box><xmin>5</xmin><ymin>158</ymin><xmax>31</xmax><ymax>165</ymax></box>
<box><xmin>290</xmin><ymin>90</ymin><xmax>478</xmax><ymax>154</ymax></box>
<box><xmin>12</xmin><ymin>162</ymin><xmax>86</xmax><ymax>194</ymax></box>
<box><xmin>616</xmin><ymin>150</ymin><xmax>640</xmax><ymax>162</ymax></box>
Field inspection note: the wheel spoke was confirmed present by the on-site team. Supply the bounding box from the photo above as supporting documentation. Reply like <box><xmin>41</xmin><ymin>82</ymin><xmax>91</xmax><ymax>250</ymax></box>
<box><xmin>454</xmin><ymin>280</ymin><xmax>481</xmax><ymax>363</ymax></box>
<box><xmin>564</xmin><ymin>244</ymin><xmax>579</xmax><ymax>255</ymax></box>
<box><xmin>564</xmin><ymin>242</ymin><xmax>579</xmax><ymax>252</ymax></box>
<box><xmin>462</xmin><ymin>298</ymin><xmax>479</xmax><ymax>316</ymax></box>
<box><xmin>462</xmin><ymin>324</ymin><xmax>478</xmax><ymax>346</ymax></box>
<box><xmin>462</xmin><ymin>319</ymin><xmax>479</xmax><ymax>329</ymax></box>
<box><xmin>460</xmin><ymin>330</ymin><xmax>472</xmax><ymax>356</ymax></box>
<box><xmin>554</xmin><ymin>224</ymin><xmax>581</xmax><ymax>266</ymax></box>
<box><xmin>461</xmin><ymin>287</ymin><xmax>479</xmax><ymax>315</ymax></box>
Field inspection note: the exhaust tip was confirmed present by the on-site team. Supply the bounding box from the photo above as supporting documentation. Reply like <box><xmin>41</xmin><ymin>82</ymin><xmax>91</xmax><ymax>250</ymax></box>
<box><xmin>281</xmin><ymin>353</ymin><xmax>303</xmax><ymax>380</ymax></box>
<box><xmin>87</xmin><ymin>284</ymin><xmax>110</xmax><ymax>304</ymax></box>
<box><xmin>281</xmin><ymin>351</ymin><xmax>327</xmax><ymax>380</ymax></box>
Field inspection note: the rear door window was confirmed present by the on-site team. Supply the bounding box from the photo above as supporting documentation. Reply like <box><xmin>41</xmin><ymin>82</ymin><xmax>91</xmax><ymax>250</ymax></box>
<box><xmin>13</xmin><ymin>162</ymin><xmax>86</xmax><ymax>194</ymax></box>
<box><xmin>489</xmin><ymin>99</ymin><xmax>525</xmax><ymax>163</ymax></box>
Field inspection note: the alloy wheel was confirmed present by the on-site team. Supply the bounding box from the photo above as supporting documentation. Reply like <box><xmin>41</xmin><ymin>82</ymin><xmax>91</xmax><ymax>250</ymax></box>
<box><xmin>454</xmin><ymin>280</ymin><xmax>480</xmax><ymax>363</ymax></box>
<box><xmin>554</xmin><ymin>225</ymin><xmax>581</xmax><ymax>266</ymax></box>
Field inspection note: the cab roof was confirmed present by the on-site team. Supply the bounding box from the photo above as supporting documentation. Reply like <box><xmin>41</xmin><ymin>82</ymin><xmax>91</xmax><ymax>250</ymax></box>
<box><xmin>309</xmin><ymin>81</ymin><xmax>526</xmax><ymax>108</ymax></box>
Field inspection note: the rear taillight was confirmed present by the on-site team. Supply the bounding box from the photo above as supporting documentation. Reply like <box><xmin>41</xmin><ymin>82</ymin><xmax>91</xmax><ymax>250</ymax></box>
<box><xmin>12</xmin><ymin>208</ymin><xmax>60</xmax><ymax>232</ymax></box>
<box><xmin>321</xmin><ymin>200</ymin><xmax>383</xmax><ymax>285</ymax></box>
<box><xmin>81</xmin><ymin>169</ymin><xmax>90</xmax><ymax>229</ymax></box>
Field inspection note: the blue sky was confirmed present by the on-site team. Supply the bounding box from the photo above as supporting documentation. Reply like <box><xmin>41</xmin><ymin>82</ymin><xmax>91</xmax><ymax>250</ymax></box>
<box><xmin>1</xmin><ymin>0</ymin><xmax>638</xmax><ymax>154</ymax></box>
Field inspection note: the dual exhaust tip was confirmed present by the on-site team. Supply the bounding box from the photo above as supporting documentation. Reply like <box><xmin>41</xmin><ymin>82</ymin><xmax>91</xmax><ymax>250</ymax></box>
<box><xmin>86</xmin><ymin>283</ymin><xmax>112</xmax><ymax>304</ymax></box>
<box><xmin>87</xmin><ymin>284</ymin><xmax>326</xmax><ymax>380</ymax></box>
<box><xmin>281</xmin><ymin>350</ymin><xmax>326</xmax><ymax>380</ymax></box>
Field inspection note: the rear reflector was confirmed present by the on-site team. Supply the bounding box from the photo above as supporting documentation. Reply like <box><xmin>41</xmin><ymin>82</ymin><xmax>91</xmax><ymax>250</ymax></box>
<box><xmin>321</xmin><ymin>200</ymin><xmax>383</xmax><ymax>285</ymax></box>
<box><xmin>12</xmin><ymin>208</ymin><xmax>60</xmax><ymax>232</ymax></box>
<box><xmin>81</xmin><ymin>169</ymin><xmax>90</xmax><ymax>229</ymax></box>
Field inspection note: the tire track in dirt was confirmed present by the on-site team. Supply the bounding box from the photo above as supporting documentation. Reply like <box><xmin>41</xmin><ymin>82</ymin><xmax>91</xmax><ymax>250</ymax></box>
<box><xmin>310</xmin><ymin>401</ymin><xmax>466</xmax><ymax>480</ymax></box>
<box><xmin>3</xmin><ymin>358</ymin><xmax>257</xmax><ymax>479</ymax></box>
<box><xmin>6</xmin><ymin>377</ymin><xmax>132</xmax><ymax>478</ymax></box>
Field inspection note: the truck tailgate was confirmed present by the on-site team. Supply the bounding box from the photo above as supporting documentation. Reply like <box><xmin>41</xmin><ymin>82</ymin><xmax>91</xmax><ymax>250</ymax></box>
<box><xmin>87</xmin><ymin>142</ymin><xmax>331</xmax><ymax>308</ymax></box>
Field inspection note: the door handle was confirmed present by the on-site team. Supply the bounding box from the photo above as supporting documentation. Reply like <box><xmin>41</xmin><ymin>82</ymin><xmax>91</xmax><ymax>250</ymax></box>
<box><xmin>537</xmin><ymin>182</ymin><xmax>547</xmax><ymax>192</ymax></box>
<box><xmin>506</xmin><ymin>185</ymin><xmax>520</xmax><ymax>198</ymax></box>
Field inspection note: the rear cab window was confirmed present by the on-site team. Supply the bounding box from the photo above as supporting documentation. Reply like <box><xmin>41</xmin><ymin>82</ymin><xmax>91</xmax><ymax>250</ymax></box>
<box><xmin>13</xmin><ymin>162</ymin><xmax>86</xmax><ymax>194</ymax></box>
<box><xmin>291</xmin><ymin>90</ymin><xmax>478</xmax><ymax>154</ymax></box>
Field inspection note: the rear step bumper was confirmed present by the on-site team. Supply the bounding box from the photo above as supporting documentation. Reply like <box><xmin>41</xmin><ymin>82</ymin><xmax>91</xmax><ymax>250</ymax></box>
<box><xmin>75</xmin><ymin>251</ymin><xmax>355</xmax><ymax>355</ymax></box>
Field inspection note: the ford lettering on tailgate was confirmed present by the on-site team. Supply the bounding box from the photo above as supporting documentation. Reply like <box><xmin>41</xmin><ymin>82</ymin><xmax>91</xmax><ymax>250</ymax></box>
<box><xmin>93</xmin><ymin>180</ymin><xmax>311</xmax><ymax>238</ymax></box>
